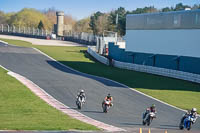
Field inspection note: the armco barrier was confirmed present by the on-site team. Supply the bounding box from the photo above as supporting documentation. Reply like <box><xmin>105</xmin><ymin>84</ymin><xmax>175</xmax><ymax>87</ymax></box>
<box><xmin>88</xmin><ymin>47</ymin><xmax>200</xmax><ymax>84</ymax></box>
<box><xmin>87</xmin><ymin>46</ymin><xmax>109</xmax><ymax>65</ymax></box>
<box><xmin>113</xmin><ymin>60</ymin><xmax>200</xmax><ymax>84</ymax></box>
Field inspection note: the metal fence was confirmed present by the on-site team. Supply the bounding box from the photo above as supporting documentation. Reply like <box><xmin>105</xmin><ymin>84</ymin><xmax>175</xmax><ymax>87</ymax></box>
<box><xmin>0</xmin><ymin>24</ymin><xmax>51</xmax><ymax>37</ymax></box>
<box><xmin>64</xmin><ymin>32</ymin><xmax>97</xmax><ymax>45</ymax></box>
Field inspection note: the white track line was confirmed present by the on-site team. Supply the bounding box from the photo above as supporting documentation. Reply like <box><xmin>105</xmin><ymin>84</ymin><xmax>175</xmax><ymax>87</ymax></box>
<box><xmin>0</xmin><ymin>40</ymin><xmax>8</xmax><ymax>44</ymax></box>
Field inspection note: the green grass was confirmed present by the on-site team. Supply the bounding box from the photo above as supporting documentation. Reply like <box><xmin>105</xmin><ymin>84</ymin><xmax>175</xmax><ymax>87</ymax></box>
<box><xmin>0</xmin><ymin>38</ymin><xmax>33</xmax><ymax>47</ymax></box>
<box><xmin>1</xmin><ymin>38</ymin><xmax>200</xmax><ymax>115</ymax></box>
<box><xmin>0</xmin><ymin>66</ymin><xmax>98</xmax><ymax>130</ymax></box>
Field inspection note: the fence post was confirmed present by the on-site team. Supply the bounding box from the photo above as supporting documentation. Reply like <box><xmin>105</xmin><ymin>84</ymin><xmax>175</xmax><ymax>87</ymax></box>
<box><xmin>18</xmin><ymin>25</ymin><xmax>20</xmax><ymax>33</ymax></box>
<box><xmin>37</xmin><ymin>28</ymin><xmax>40</xmax><ymax>36</ymax></box>
<box><xmin>12</xmin><ymin>25</ymin><xmax>15</xmax><ymax>33</ymax></box>
<box><xmin>28</xmin><ymin>27</ymin><xmax>30</xmax><ymax>34</ymax></box>
<box><xmin>32</xmin><ymin>27</ymin><xmax>35</xmax><ymax>35</ymax></box>
<box><xmin>23</xmin><ymin>27</ymin><xmax>26</xmax><ymax>34</ymax></box>
<box><xmin>7</xmin><ymin>24</ymin><xmax>9</xmax><ymax>32</ymax></box>
<box><xmin>1</xmin><ymin>24</ymin><xmax>3</xmax><ymax>32</ymax></box>
<box><xmin>45</xmin><ymin>30</ymin><xmax>48</xmax><ymax>36</ymax></box>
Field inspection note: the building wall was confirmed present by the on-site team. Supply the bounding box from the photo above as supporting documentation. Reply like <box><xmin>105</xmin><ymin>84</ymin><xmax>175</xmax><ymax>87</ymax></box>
<box><xmin>109</xmin><ymin>10</ymin><xmax>200</xmax><ymax>75</ymax></box>
<box><xmin>108</xmin><ymin>43</ymin><xmax>200</xmax><ymax>74</ymax></box>
<box><xmin>125</xmin><ymin>29</ymin><xmax>200</xmax><ymax>58</ymax></box>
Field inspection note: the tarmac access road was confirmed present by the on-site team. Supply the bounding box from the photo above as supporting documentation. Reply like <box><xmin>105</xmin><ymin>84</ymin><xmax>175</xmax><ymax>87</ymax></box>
<box><xmin>0</xmin><ymin>42</ymin><xmax>199</xmax><ymax>133</ymax></box>
<box><xmin>0</xmin><ymin>35</ymin><xmax>85</xmax><ymax>46</ymax></box>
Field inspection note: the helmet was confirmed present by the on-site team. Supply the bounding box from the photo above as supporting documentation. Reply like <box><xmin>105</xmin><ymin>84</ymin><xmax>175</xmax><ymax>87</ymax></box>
<box><xmin>107</xmin><ymin>93</ymin><xmax>111</xmax><ymax>98</ymax></box>
<box><xmin>191</xmin><ymin>108</ymin><xmax>197</xmax><ymax>113</ymax></box>
<box><xmin>80</xmin><ymin>90</ymin><xmax>84</xmax><ymax>93</ymax></box>
<box><xmin>151</xmin><ymin>104</ymin><xmax>156</xmax><ymax>108</ymax></box>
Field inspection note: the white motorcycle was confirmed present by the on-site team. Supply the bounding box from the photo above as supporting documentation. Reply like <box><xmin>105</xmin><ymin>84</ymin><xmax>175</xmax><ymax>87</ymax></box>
<box><xmin>76</xmin><ymin>96</ymin><xmax>85</xmax><ymax>109</ymax></box>
<box><xmin>179</xmin><ymin>115</ymin><xmax>196</xmax><ymax>130</ymax></box>
<box><xmin>102</xmin><ymin>99</ymin><xmax>111</xmax><ymax>113</ymax></box>
<box><xmin>143</xmin><ymin>112</ymin><xmax>156</xmax><ymax>126</ymax></box>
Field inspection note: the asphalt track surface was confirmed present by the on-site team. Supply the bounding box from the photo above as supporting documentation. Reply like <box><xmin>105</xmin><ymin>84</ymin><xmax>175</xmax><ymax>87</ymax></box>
<box><xmin>0</xmin><ymin>42</ymin><xmax>199</xmax><ymax>132</ymax></box>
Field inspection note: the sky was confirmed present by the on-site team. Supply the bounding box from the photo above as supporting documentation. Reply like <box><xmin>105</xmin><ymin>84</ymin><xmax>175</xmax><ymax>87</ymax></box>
<box><xmin>0</xmin><ymin>0</ymin><xmax>200</xmax><ymax>20</ymax></box>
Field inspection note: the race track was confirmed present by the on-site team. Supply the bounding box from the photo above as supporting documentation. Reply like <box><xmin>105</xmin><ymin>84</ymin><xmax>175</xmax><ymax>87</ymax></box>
<box><xmin>0</xmin><ymin>42</ymin><xmax>199</xmax><ymax>132</ymax></box>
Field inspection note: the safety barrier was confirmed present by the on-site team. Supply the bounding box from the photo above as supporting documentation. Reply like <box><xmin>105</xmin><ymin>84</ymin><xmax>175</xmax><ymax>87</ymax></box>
<box><xmin>113</xmin><ymin>60</ymin><xmax>200</xmax><ymax>84</ymax></box>
<box><xmin>87</xmin><ymin>46</ymin><xmax>109</xmax><ymax>65</ymax></box>
<box><xmin>88</xmin><ymin>47</ymin><xmax>200</xmax><ymax>84</ymax></box>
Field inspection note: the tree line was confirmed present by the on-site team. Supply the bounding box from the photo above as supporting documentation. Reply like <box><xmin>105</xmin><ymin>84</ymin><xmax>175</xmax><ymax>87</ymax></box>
<box><xmin>0</xmin><ymin>8</ymin><xmax>76</xmax><ymax>31</ymax></box>
<box><xmin>85</xmin><ymin>3</ymin><xmax>200</xmax><ymax>36</ymax></box>
<box><xmin>0</xmin><ymin>3</ymin><xmax>200</xmax><ymax>35</ymax></box>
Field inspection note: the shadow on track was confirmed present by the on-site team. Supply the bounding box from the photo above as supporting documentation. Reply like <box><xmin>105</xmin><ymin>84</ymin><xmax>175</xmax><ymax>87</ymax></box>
<box><xmin>46</xmin><ymin>60</ymin><xmax>125</xmax><ymax>88</ymax></box>
<box><xmin>82</xmin><ymin>110</ymin><xmax>104</xmax><ymax>114</ymax></box>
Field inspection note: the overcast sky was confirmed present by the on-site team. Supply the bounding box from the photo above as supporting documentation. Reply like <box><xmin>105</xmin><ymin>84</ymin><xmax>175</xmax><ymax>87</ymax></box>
<box><xmin>0</xmin><ymin>0</ymin><xmax>199</xmax><ymax>20</ymax></box>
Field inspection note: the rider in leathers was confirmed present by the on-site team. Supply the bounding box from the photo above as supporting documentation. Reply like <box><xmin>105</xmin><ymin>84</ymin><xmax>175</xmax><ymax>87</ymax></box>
<box><xmin>102</xmin><ymin>93</ymin><xmax>113</xmax><ymax>107</ymax></box>
<box><xmin>180</xmin><ymin>108</ymin><xmax>198</xmax><ymax>125</ymax></box>
<box><xmin>143</xmin><ymin>104</ymin><xmax>157</xmax><ymax>120</ymax></box>
<box><xmin>77</xmin><ymin>90</ymin><xmax>86</xmax><ymax>103</ymax></box>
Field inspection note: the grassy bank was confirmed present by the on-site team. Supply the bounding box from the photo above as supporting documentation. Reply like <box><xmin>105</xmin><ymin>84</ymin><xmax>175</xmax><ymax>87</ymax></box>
<box><xmin>0</xmin><ymin>67</ymin><xmax>98</xmax><ymax>130</ymax></box>
<box><xmin>1</xmin><ymin>38</ymin><xmax>200</xmax><ymax>114</ymax></box>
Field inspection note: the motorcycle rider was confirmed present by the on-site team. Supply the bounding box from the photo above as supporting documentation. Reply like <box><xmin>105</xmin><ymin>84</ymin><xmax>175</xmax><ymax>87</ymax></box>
<box><xmin>102</xmin><ymin>93</ymin><xmax>113</xmax><ymax>107</ymax></box>
<box><xmin>143</xmin><ymin>104</ymin><xmax>157</xmax><ymax>120</ymax></box>
<box><xmin>77</xmin><ymin>89</ymin><xmax>86</xmax><ymax>103</ymax></box>
<box><xmin>180</xmin><ymin>108</ymin><xmax>198</xmax><ymax>125</ymax></box>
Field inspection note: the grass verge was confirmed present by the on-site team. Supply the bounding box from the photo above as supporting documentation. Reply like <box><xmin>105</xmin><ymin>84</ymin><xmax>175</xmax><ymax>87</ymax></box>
<box><xmin>1</xmin><ymin>38</ymin><xmax>200</xmax><ymax>115</ymax></box>
<box><xmin>0</xmin><ymin>66</ymin><xmax>98</xmax><ymax>130</ymax></box>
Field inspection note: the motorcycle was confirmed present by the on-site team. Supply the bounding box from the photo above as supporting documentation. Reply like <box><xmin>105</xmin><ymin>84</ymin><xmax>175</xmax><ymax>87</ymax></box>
<box><xmin>143</xmin><ymin>112</ymin><xmax>156</xmax><ymax>126</ymax></box>
<box><xmin>76</xmin><ymin>96</ymin><xmax>85</xmax><ymax>109</ymax></box>
<box><xmin>179</xmin><ymin>115</ymin><xmax>196</xmax><ymax>130</ymax></box>
<box><xmin>102</xmin><ymin>99</ymin><xmax>111</xmax><ymax>113</ymax></box>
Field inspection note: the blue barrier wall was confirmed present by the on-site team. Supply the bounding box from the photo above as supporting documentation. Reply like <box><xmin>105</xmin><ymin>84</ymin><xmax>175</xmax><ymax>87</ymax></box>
<box><xmin>108</xmin><ymin>42</ymin><xmax>200</xmax><ymax>74</ymax></box>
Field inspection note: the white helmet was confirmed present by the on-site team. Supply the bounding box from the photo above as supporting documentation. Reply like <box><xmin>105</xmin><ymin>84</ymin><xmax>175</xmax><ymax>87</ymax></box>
<box><xmin>192</xmin><ymin>108</ymin><xmax>197</xmax><ymax>112</ymax></box>
<box><xmin>81</xmin><ymin>90</ymin><xmax>84</xmax><ymax>93</ymax></box>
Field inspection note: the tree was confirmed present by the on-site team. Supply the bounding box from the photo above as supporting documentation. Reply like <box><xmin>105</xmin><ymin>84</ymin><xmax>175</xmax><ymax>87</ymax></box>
<box><xmin>192</xmin><ymin>4</ymin><xmax>200</xmax><ymax>10</ymax></box>
<box><xmin>89</xmin><ymin>11</ymin><xmax>103</xmax><ymax>35</ymax></box>
<box><xmin>95</xmin><ymin>14</ymin><xmax>109</xmax><ymax>35</ymax></box>
<box><xmin>38</xmin><ymin>20</ymin><xmax>44</xmax><ymax>29</ymax></box>
<box><xmin>0</xmin><ymin>11</ymin><xmax>6</xmax><ymax>24</ymax></box>
<box><xmin>174</xmin><ymin>3</ymin><xmax>191</xmax><ymax>11</ymax></box>
<box><xmin>9</xmin><ymin>8</ymin><xmax>52</xmax><ymax>30</ymax></box>
<box><xmin>108</xmin><ymin>7</ymin><xmax>126</xmax><ymax>36</ymax></box>
<box><xmin>74</xmin><ymin>17</ymin><xmax>92</xmax><ymax>33</ymax></box>
<box><xmin>162</xmin><ymin>7</ymin><xmax>172</xmax><ymax>12</ymax></box>
<box><xmin>43</xmin><ymin>7</ymin><xmax>57</xmax><ymax>25</ymax></box>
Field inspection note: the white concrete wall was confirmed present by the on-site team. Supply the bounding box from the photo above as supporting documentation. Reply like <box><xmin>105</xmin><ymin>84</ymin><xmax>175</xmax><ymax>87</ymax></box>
<box><xmin>87</xmin><ymin>46</ymin><xmax>200</xmax><ymax>84</ymax></box>
<box><xmin>113</xmin><ymin>60</ymin><xmax>200</xmax><ymax>84</ymax></box>
<box><xmin>87</xmin><ymin>46</ymin><xmax>109</xmax><ymax>65</ymax></box>
<box><xmin>125</xmin><ymin>29</ymin><xmax>200</xmax><ymax>58</ymax></box>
